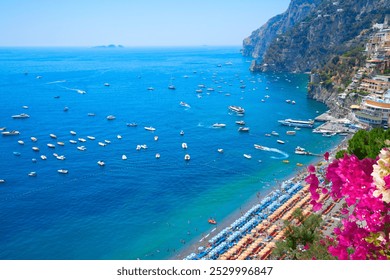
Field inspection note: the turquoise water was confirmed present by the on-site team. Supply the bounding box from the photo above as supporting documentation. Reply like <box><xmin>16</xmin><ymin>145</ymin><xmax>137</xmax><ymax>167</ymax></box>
<box><xmin>0</xmin><ymin>47</ymin><xmax>341</xmax><ymax>259</ymax></box>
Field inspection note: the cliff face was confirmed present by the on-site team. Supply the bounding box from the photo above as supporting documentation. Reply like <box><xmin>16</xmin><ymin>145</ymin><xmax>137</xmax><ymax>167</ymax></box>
<box><xmin>244</xmin><ymin>0</ymin><xmax>390</xmax><ymax>73</ymax></box>
<box><xmin>242</xmin><ymin>0</ymin><xmax>321</xmax><ymax>59</ymax></box>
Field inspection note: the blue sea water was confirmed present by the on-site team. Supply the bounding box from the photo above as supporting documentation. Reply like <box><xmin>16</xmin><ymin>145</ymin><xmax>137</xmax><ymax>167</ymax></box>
<box><xmin>0</xmin><ymin>46</ymin><xmax>342</xmax><ymax>260</ymax></box>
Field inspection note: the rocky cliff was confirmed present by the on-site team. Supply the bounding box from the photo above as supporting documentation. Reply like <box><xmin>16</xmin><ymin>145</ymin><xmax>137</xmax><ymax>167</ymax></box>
<box><xmin>243</xmin><ymin>0</ymin><xmax>390</xmax><ymax>73</ymax></box>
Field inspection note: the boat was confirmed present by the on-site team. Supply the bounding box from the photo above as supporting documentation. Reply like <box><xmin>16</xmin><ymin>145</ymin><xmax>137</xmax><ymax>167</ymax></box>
<box><xmin>212</xmin><ymin>123</ymin><xmax>226</xmax><ymax>128</ymax></box>
<box><xmin>0</xmin><ymin>179</ymin><xmax>5</xmax><ymax>183</ymax></box>
<box><xmin>155</xmin><ymin>153</ymin><xmax>161</xmax><ymax>159</ymax></box>
<box><xmin>87</xmin><ymin>136</ymin><xmax>95</xmax><ymax>140</ymax></box>
<box><xmin>69</xmin><ymin>140</ymin><xmax>77</xmax><ymax>144</ymax></box>
<box><xmin>140</xmin><ymin>144</ymin><xmax>148</xmax><ymax>149</ymax></box>
<box><xmin>104</xmin><ymin>140</ymin><xmax>111</xmax><ymax>144</ymax></box>
<box><xmin>106</xmin><ymin>115</ymin><xmax>116</xmax><ymax>120</ymax></box>
<box><xmin>207</xmin><ymin>88</ymin><xmax>215</xmax><ymax>92</ymax></box>
<box><xmin>291</xmin><ymin>100</ymin><xmax>296</xmax><ymax>104</ymax></box>
<box><xmin>13</xmin><ymin>152</ymin><xmax>21</xmax><ymax>156</ymax></box>
<box><xmin>32</xmin><ymin>147</ymin><xmax>39</xmax><ymax>152</ymax></box>
<box><xmin>104</xmin><ymin>83</ymin><xmax>110</xmax><ymax>87</ymax></box>
<box><xmin>47</xmin><ymin>143</ymin><xmax>55</xmax><ymax>148</ymax></box>
<box><xmin>87</xmin><ymin>113</ymin><xmax>95</xmax><ymax>116</ymax></box>
<box><xmin>168</xmin><ymin>85</ymin><xmax>176</xmax><ymax>90</ymax></box>
<box><xmin>271</xmin><ymin>131</ymin><xmax>279</xmax><ymax>136</ymax></box>
<box><xmin>322</xmin><ymin>132</ymin><xmax>336</xmax><ymax>137</ymax></box>
<box><xmin>57</xmin><ymin>141</ymin><xmax>65</xmax><ymax>146</ymax></box>
<box><xmin>122</xmin><ymin>155</ymin><xmax>127</xmax><ymax>160</ymax></box>
<box><xmin>63</xmin><ymin>107</ymin><xmax>69</xmax><ymax>112</ymax></box>
<box><xmin>217</xmin><ymin>148</ymin><xmax>224</xmax><ymax>153</ymax></box>
<box><xmin>228</xmin><ymin>105</ymin><xmax>245</xmax><ymax>114</ymax></box>
<box><xmin>182</xmin><ymin>142</ymin><xmax>188</xmax><ymax>149</ymax></box>
<box><xmin>31</xmin><ymin>137</ymin><xmax>37</xmax><ymax>142</ymax></box>
<box><xmin>195</xmin><ymin>89</ymin><xmax>203</xmax><ymax>93</ymax></box>
<box><xmin>238</xmin><ymin>127</ymin><xmax>250</xmax><ymax>132</ymax></box>
<box><xmin>295</xmin><ymin>146</ymin><xmax>309</xmax><ymax>155</ymax></box>
<box><xmin>265</xmin><ymin>133</ymin><xmax>271</xmax><ymax>137</ymax></box>
<box><xmin>286</xmin><ymin>131</ymin><xmax>296</xmax><ymax>135</ymax></box>
<box><xmin>117</xmin><ymin>135</ymin><xmax>122</xmax><ymax>139</ymax></box>
<box><xmin>286</xmin><ymin>100</ymin><xmax>291</xmax><ymax>103</ymax></box>
<box><xmin>136</xmin><ymin>145</ymin><xmax>141</xmax><ymax>150</ymax></box>
<box><xmin>70</xmin><ymin>131</ymin><xmax>77</xmax><ymax>135</ymax></box>
<box><xmin>154</xmin><ymin>136</ymin><xmax>159</xmax><ymax>141</ymax></box>
<box><xmin>97</xmin><ymin>160</ymin><xmax>105</xmax><ymax>166</ymax></box>
<box><xmin>278</xmin><ymin>119</ymin><xmax>314</xmax><ymax>128</ymax></box>
<box><xmin>208</xmin><ymin>218</ymin><xmax>217</xmax><ymax>225</ymax></box>
<box><xmin>235</xmin><ymin>120</ymin><xmax>245</xmax><ymax>125</ymax></box>
<box><xmin>28</xmin><ymin>172</ymin><xmax>37</xmax><ymax>177</ymax></box>
<box><xmin>78</xmin><ymin>138</ymin><xmax>87</xmax><ymax>142</ymax></box>
<box><xmin>296</xmin><ymin>163</ymin><xmax>303</xmax><ymax>167</ymax></box>
<box><xmin>18</xmin><ymin>140</ymin><xmax>24</xmax><ymax>145</ymax></box>
<box><xmin>56</xmin><ymin>155</ymin><xmax>66</xmax><ymax>160</ymax></box>
<box><xmin>12</xmin><ymin>113</ymin><xmax>30</xmax><ymax>119</ymax></box>
<box><xmin>77</xmin><ymin>146</ymin><xmax>87</xmax><ymax>151</ymax></box>
<box><xmin>49</xmin><ymin>134</ymin><xmax>57</xmax><ymax>139</ymax></box>
<box><xmin>180</xmin><ymin>130</ymin><xmax>184</xmax><ymax>136</ymax></box>
<box><xmin>127</xmin><ymin>123</ymin><xmax>138</xmax><ymax>127</ymax></box>
<box><xmin>147</xmin><ymin>87</ymin><xmax>155</xmax><ymax>91</ymax></box>
<box><xmin>254</xmin><ymin>144</ymin><xmax>267</xmax><ymax>150</ymax></box>
<box><xmin>277</xmin><ymin>140</ymin><xmax>285</xmax><ymax>144</ymax></box>
<box><xmin>184</xmin><ymin>154</ymin><xmax>191</xmax><ymax>161</ymax></box>
<box><xmin>22</xmin><ymin>105</ymin><xmax>29</xmax><ymax>109</ymax></box>
<box><xmin>2</xmin><ymin>130</ymin><xmax>20</xmax><ymax>136</ymax></box>
<box><xmin>243</xmin><ymin>154</ymin><xmax>252</xmax><ymax>159</ymax></box>
<box><xmin>144</xmin><ymin>126</ymin><xmax>156</xmax><ymax>131</ymax></box>
<box><xmin>282</xmin><ymin>160</ymin><xmax>290</xmax><ymax>164</ymax></box>
<box><xmin>57</xmin><ymin>169</ymin><xmax>68</xmax><ymax>174</ymax></box>
<box><xmin>98</xmin><ymin>142</ymin><xmax>107</xmax><ymax>147</ymax></box>
<box><xmin>180</xmin><ymin>101</ymin><xmax>191</xmax><ymax>108</ymax></box>
<box><xmin>77</xmin><ymin>89</ymin><xmax>86</xmax><ymax>94</ymax></box>
<box><xmin>40</xmin><ymin>155</ymin><xmax>47</xmax><ymax>160</ymax></box>
<box><xmin>198</xmin><ymin>84</ymin><xmax>206</xmax><ymax>88</ymax></box>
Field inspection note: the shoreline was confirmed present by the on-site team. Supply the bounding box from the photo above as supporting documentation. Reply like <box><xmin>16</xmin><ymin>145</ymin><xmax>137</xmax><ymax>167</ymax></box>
<box><xmin>173</xmin><ymin>133</ymin><xmax>352</xmax><ymax>260</ymax></box>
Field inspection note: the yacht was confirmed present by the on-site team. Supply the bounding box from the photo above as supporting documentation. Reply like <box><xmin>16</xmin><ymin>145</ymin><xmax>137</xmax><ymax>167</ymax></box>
<box><xmin>69</xmin><ymin>140</ymin><xmax>77</xmax><ymax>144</ymax></box>
<box><xmin>182</xmin><ymin>142</ymin><xmax>188</xmax><ymax>149</ymax></box>
<box><xmin>235</xmin><ymin>120</ymin><xmax>245</xmax><ymax>125</ymax></box>
<box><xmin>278</xmin><ymin>118</ymin><xmax>314</xmax><ymax>128</ymax></box>
<box><xmin>217</xmin><ymin>148</ymin><xmax>224</xmax><ymax>153</ymax></box>
<box><xmin>40</xmin><ymin>155</ymin><xmax>47</xmax><ymax>160</ymax></box>
<box><xmin>122</xmin><ymin>155</ymin><xmax>127</xmax><ymax>160</ymax></box>
<box><xmin>47</xmin><ymin>143</ymin><xmax>55</xmax><ymax>148</ymax></box>
<box><xmin>70</xmin><ymin>131</ymin><xmax>77</xmax><ymax>135</ymax></box>
<box><xmin>2</xmin><ymin>130</ymin><xmax>20</xmax><ymax>136</ymax></box>
<box><xmin>184</xmin><ymin>154</ymin><xmax>191</xmax><ymax>161</ymax></box>
<box><xmin>243</xmin><ymin>154</ymin><xmax>252</xmax><ymax>159</ymax></box>
<box><xmin>106</xmin><ymin>115</ymin><xmax>116</xmax><ymax>120</ymax></box>
<box><xmin>98</xmin><ymin>142</ymin><xmax>107</xmax><ymax>147</ymax></box>
<box><xmin>97</xmin><ymin>160</ymin><xmax>105</xmax><ymax>166</ymax></box>
<box><xmin>155</xmin><ymin>153</ymin><xmax>161</xmax><ymax>159</ymax></box>
<box><xmin>28</xmin><ymin>172</ymin><xmax>37</xmax><ymax>177</ymax></box>
<box><xmin>87</xmin><ymin>136</ymin><xmax>95</xmax><ymax>140</ymax></box>
<box><xmin>12</xmin><ymin>113</ymin><xmax>30</xmax><ymax>119</ymax></box>
<box><xmin>212</xmin><ymin>123</ymin><xmax>226</xmax><ymax>128</ymax></box>
<box><xmin>78</xmin><ymin>138</ymin><xmax>87</xmax><ymax>142</ymax></box>
<box><xmin>228</xmin><ymin>105</ymin><xmax>245</xmax><ymax>114</ymax></box>
<box><xmin>57</xmin><ymin>141</ymin><xmax>65</xmax><ymax>146</ymax></box>
<box><xmin>238</xmin><ymin>127</ymin><xmax>250</xmax><ymax>132</ymax></box>
<box><xmin>31</xmin><ymin>136</ymin><xmax>37</xmax><ymax>142</ymax></box>
<box><xmin>49</xmin><ymin>134</ymin><xmax>57</xmax><ymax>139</ymax></box>
<box><xmin>57</xmin><ymin>169</ymin><xmax>68</xmax><ymax>174</ymax></box>
<box><xmin>127</xmin><ymin>123</ymin><xmax>138</xmax><ymax>127</ymax></box>
<box><xmin>144</xmin><ymin>126</ymin><xmax>156</xmax><ymax>131</ymax></box>
<box><xmin>277</xmin><ymin>140</ymin><xmax>285</xmax><ymax>144</ymax></box>
<box><xmin>77</xmin><ymin>146</ymin><xmax>87</xmax><ymax>151</ymax></box>
<box><xmin>286</xmin><ymin>131</ymin><xmax>296</xmax><ymax>135</ymax></box>
<box><xmin>32</xmin><ymin>147</ymin><xmax>40</xmax><ymax>152</ymax></box>
<box><xmin>18</xmin><ymin>140</ymin><xmax>24</xmax><ymax>145</ymax></box>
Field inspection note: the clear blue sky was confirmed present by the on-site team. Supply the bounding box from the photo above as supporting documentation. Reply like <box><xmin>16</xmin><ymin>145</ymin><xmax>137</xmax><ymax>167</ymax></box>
<box><xmin>0</xmin><ymin>0</ymin><xmax>291</xmax><ymax>47</ymax></box>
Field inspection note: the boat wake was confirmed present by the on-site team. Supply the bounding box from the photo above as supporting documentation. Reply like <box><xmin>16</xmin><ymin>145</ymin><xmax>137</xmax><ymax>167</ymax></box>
<box><xmin>60</xmin><ymin>86</ymin><xmax>87</xmax><ymax>94</ymax></box>
<box><xmin>255</xmin><ymin>145</ymin><xmax>289</xmax><ymax>159</ymax></box>
<box><xmin>46</xmin><ymin>80</ymin><xmax>67</xmax><ymax>85</ymax></box>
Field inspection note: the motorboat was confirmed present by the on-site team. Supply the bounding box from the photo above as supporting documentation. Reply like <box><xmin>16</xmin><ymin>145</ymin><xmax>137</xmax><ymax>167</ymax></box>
<box><xmin>208</xmin><ymin>218</ymin><xmax>217</xmax><ymax>225</ymax></box>
<box><xmin>57</xmin><ymin>141</ymin><xmax>65</xmax><ymax>146</ymax></box>
<box><xmin>212</xmin><ymin>123</ymin><xmax>226</xmax><ymax>128</ymax></box>
<box><xmin>154</xmin><ymin>136</ymin><xmax>159</xmax><ymax>141</ymax></box>
<box><xmin>104</xmin><ymin>83</ymin><xmax>110</xmax><ymax>87</ymax></box>
<box><xmin>254</xmin><ymin>144</ymin><xmax>267</xmax><ymax>150</ymax></box>
<box><xmin>77</xmin><ymin>146</ymin><xmax>87</xmax><ymax>151</ymax></box>
<box><xmin>238</xmin><ymin>127</ymin><xmax>250</xmax><ymax>132</ymax></box>
<box><xmin>217</xmin><ymin>148</ymin><xmax>224</xmax><ymax>153</ymax></box>
<box><xmin>104</xmin><ymin>140</ymin><xmax>111</xmax><ymax>144</ymax></box>
<box><xmin>97</xmin><ymin>160</ymin><xmax>105</xmax><ymax>166</ymax></box>
<box><xmin>180</xmin><ymin>130</ymin><xmax>184</xmax><ymax>136</ymax></box>
<box><xmin>282</xmin><ymin>160</ymin><xmax>290</xmax><ymax>164</ymax></box>
<box><xmin>271</xmin><ymin>131</ymin><xmax>279</xmax><ymax>136</ymax></box>
<box><xmin>286</xmin><ymin>131</ymin><xmax>296</xmax><ymax>135</ymax></box>
<box><xmin>136</xmin><ymin>145</ymin><xmax>141</xmax><ymax>150</ymax></box>
<box><xmin>155</xmin><ymin>153</ymin><xmax>161</xmax><ymax>159</ymax></box>
<box><xmin>243</xmin><ymin>154</ymin><xmax>252</xmax><ymax>159</ymax></box>
<box><xmin>56</xmin><ymin>155</ymin><xmax>66</xmax><ymax>160</ymax></box>
<box><xmin>28</xmin><ymin>172</ymin><xmax>37</xmax><ymax>177</ymax></box>
<box><xmin>184</xmin><ymin>154</ymin><xmax>191</xmax><ymax>161</ymax></box>
<box><xmin>2</xmin><ymin>130</ymin><xmax>20</xmax><ymax>136</ymax></box>
<box><xmin>235</xmin><ymin>120</ymin><xmax>245</xmax><ymax>125</ymax></box>
<box><xmin>0</xmin><ymin>179</ymin><xmax>5</xmax><ymax>184</ymax></box>
<box><xmin>78</xmin><ymin>138</ymin><xmax>87</xmax><ymax>142</ymax></box>
<box><xmin>228</xmin><ymin>105</ymin><xmax>245</xmax><ymax>114</ymax></box>
<box><xmin>147</xmin><ymin>87</ymin><xmax>155</xmax><ymax>91</ymax></box>
<box><xmin>180</xmin><ymin>101</ymin><xmax>191</xmax><ymax>108</ymax></box>
<box><xmin>295</xmin><ymin>146</ymin><xmax>309</xmax><ymax>155</ymax></box>
<box><xmin>18</xmin><ymin>140</ymin><xmax>24</xmax><ymax>145</ymax></box>
<box><xmin>277</xmin><ymin>140</ymin><xmax>285</xmax><ymax>144</ymax></box>
<box><xmin>69</xmin><ymin>140</ymin><xmax>77</xmax><ymax>144</ymax></box>
<box><xmin>195</xmin><ymin>89</ymin><xmax>203</xmax><ymax>93</ymax></box>
<box><xmin>47</xmin><ymin>143</ymin><xmax>55</xmax><ymax>148</ymax></box>
<box><xmin>140</xmin><ymin>144</ymin><xmax>148</xmax><ymax>149</ymax></box>
<box><xmin>63</xmin><ymin>107</ymin><xmax>69</xmax><ymax>112</ymax></box>
<box><xmin>127</xmin><ymin>123</ymin><xmax>138</xmax><ymax>127</ymax></box>
<box><xmin>87</xmin><ymin>136</ymin><xmax>95</xmax><ymax>140</ymax></box>
<box><xmin>98</xmin><ymin>142</ymin><xmax>107</xmax><ymax>147</ymax></box>
<box><xmin>117</xmin><ymin>135</ymin><xmax>122</xmax><ymax>139</ymax></box>
<box><xmin>77</xmin><ymin>89</ymin><xmax>86</xmax><ymax>94</ymax></box>
<box><xmin>12</xmin><ymin>113</ymin><xmax>30</xmax><ymax>119</ymax></box>
<box><xmin>144</xmin><ymin>126</ymin><xmax>156</xmax><ymax>131</ymax></box>
<box><xmin>122</xmin><ymin>155</ymin><xmax>127</xmax><ymax>160</ymax></box>
<box><xmin>87</xmin><ymin>113</ymin><xmax>95</xmax><ymax>116</ymax></box>
<box><xmin>40</xmin><ymin>155</ymin><xmax>47</xmax><ymax>160</ymax></box>
<box><xmin>31</xmin><ymin>137</ymin><xmax>37</xmax><ymax>142</ymax></box>
<box><xmin>182</xmin><ymin>142</ymin><xmax>188</xmax><ymax>149</ymax></box>
<box><xmin>32</xmin><ymin>147</ymin><xmax>39</xmax><ymax>152</ymax></box>
<box><xmin>49</xmin><ymin>134</ymin><xmax>57</xmax><ymax>139</ymax></box>
<box><xmin>106</xmin><ymin>115</ymin><xmax>116</xmax><ymax>120</ymax></box>
<box><xmin>265</xmin><ymin>133</ymin><xmax>271</xmax><ymax>137</ymax></box>
<box><xmin>168</xmin><ymin>85</ymin><xmax>176</xmax><ymax>90</ymax></box>
<box><xmin>70</xmin><ymin>131</ymin><xmax>77</xmax><ymax>135</ymax></box>
<box><xmin>57</xmin><ymin>169</ymin><xmax>68</xmax><ymax>174</ymax></box>
<box><xmin>13</xmin><ymin>152</ymin><xmax>21</xmax><ymax>156</ymax></box>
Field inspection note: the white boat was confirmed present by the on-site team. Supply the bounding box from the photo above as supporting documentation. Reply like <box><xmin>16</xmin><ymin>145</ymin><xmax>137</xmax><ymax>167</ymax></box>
<box><xmin>154</xmin><ymin>136</ymin><xmax>159</xmax><ymax>141</ymax></box>
<box><xmin>70</xmin><ymin>131</ymin><xmax>77</xmax><ymax>135</ymax></box>
<box><xmin>295</xmin><ymin>146</ymin><xmax>309</xmax><ymax>155</ymax></box>
<box><xmin>180</xmin><ymin>101</ymin><xmax>191</xmax><ymax>108</ymax></box>
<box><xmin>32</xmin><ymin>147</ymin><xmax>39</xmax><ymax>152</ymax></box>
<box><xmin>144</xmin><ymin>126</ymin><xmax>156</xmax><ymax>131</ymax></box>
<box><xmin>78</xmin><ymin>138</ymin><xmax>87</xmax><ymax>142</ymax></box>
<box><xmin>228</xmin><ymin>105</ymin><xmax>245</xmax><ymax>114</ymax></box>
<box><xmin>56</xmin><ymin>155</ymin><xmax>66</xmax><ymax>160</ymax></box>
<box><xmin>180</xmin><ymin>130</ymin><xmax>184</xmax><ymax>136</ymax></box>
<box><xmin>31</xmin><ymin>137</ymin><xmax>37</xmax><ymax>142</ymax></box>
<box><xmin>254</xmin><ymin>144</ymin><xmax>269</xmax><ymax>151</ymax></box>
<box><xmin>57</xmin><ymin>169</ymin><xmax>68</xmax><ymax>174</ymax></box>
<box><xmin>168</xmin><ymin>85</ymin><xmax>176</xmax><ymax>90</ymax></box>
<box><xmin>104</xmin><ymin>140</ymin><xmax>111</xmax><ymax>144</ymax></box>
<box><xmin>140</xmin><ymin>144</ymin><xmax>148</xmax><ymax>149</ymax></box>
<box><xmin>207</xmin><ymin>88</ymin><xmax>215</xmax><ymax>92</ymax></box>
<box><xmin>22</xmin><ymin>105</ymin><xmax>29</xmax><ymax>109</ymax></box>
<box><xmin>47</xmin><ymin>143</ymin><xmax>55</xmax><ymax>148</ymax></box>
<box><xmin>286</xmin><ymin>131</ymin><xmax>296</xmax><ymax>135</ymax></box>
<box><xmin>147</xmin><ymin>87</ymin><xmax>155</xmax><ymax>91</ymax></box>
<box><xmin>127</xmin><ymin>123</ymin><xmax>138</xmax><ymax>127</ymax></box>
<box><xmin>77</xmin><ymin>146</ymin><xmax>87</xmax><ymax>151</ymax></box>
<box><xmin>57</xmin><ymin>141</ymin><xmax>65</xmax><ymax>146</ymax></box>
<box><xmin>217</xmin><ymin>148</ymin><xmax>224</xmax><ymax>153</ymax></box>
<box><xmin>182</xmin><ymin>142</ymin><xmax>188</xmax><ymax>149</ymax></box>
<box><xmin>212</xmin><ymin>123</ymin><xmax>226</xmax><ymax>128</ymax></box>
<box><xmin>49</xmin><ymin>134</ymin><xmax>57</xmax><ymax>139</ymax></box>
<box><xmin>87</xmin><ymin>136</ymin><xmax>95</xmax><ymax>140</ymax></box>
<box><xmin>2</xmin><ymin>130</ymin><xmax>20</xmax><ymax>136</ymax></box>
<box><xmin>277</xmin><ymin>140</ymin><xmax>285</xmax><ymax>144</ymax></box>
<box><xmin>278</xmin><ymin>119</ymin><xmax>314</xmax><ymax>128</ymax></box>
<box><xmin>69</xmin><ymin>140</ymin><xmax>77</xmax><ymax>144</ymax></box>
<box><xmin>13</xmin><ymin>152</ymin><xmax>21</xmax><ymax>156</ymax></box>
<box><xmin>291</xmin><ymin>100</ymin><xmax>296</xmax><ymax>104</ymax></box>
<box><xmin>77</xmin><ymin>89</ymin><xmax>86</xmax><ymax>94</ymax></box>
<box><xmin>28</xmin><ymin>171</ymin><xmax>37</xmax><ymax>177</ymax></box>
<box><xmin>243</xmin><ymin>154</ymin><xmax>252</xmax><ymax>159</ymax></box>
<box><xmin>184</xmin><ymin>154</ymin><xmax>191</xmax><ymax>161</ymax></box>
<box><xmin>136</xmin><ymin>145</ymin><xmax>141</xmax><ymax>150</ymax></box>
<box><xmin>235</xmin><ymin>120</ymin><xmax>245</xmax><ymax>125</ymax></box>
<box><xmin>98</xmin><ymin>142</ymin><xmax>107</xmax><ymax>147</ymax></box>
<box><xmin>106</xmin><ymin>115</ymin><xmax>116</xmax><ymax>120</ymax></box>
<box><xmin>271</xmin><ymin>131</ymin><xmax>279</xmax><ymax>136</ymax></box>
<box><xmin>286</xmin><ymin>99</ymin><xmax>291</xmax><ymax>103</ymax></box>
<box><xmin>104</xmin><ymin>83</ymin><xmax>110</xmax><ymax>87</ymax></box>
<box><xmin>322</xmin><ymin>132</ymin><xmax>336</xmax><ymax>137</ymax></box>
<box><xmin>87</xmin><ymin>113</ymin><xmax>95</xmax><ymax>116</ymax></box>
<box><xmin>238</xmin><ymin>127</ymin><xmax>250</xmax><ymax>132</ymax></box>
<box><xmin>155</xmin><ymin>153</ymin><xmax>161</xmax><ymax>159</ymax></box>
<box><xmin>117</xmin><ymin>135</ymin><xmax>122</xmax><ymax>139</ymax></box>
<box><xmin>97</xmin><ymin>160</ymin><xmax>105</xmax><ymax>166</ymax></box>
<box><xmin>18</xmin><ymin>140</ymin><xmax>24</xmax><ymax>145</ymax></box>
<box><xmin>12</xmin><ymin>113</ymin><xmax>30</xmax><ymax>119</ymax></box>
<box><xmin>0</xmin><ymin>179</ymin><xmax>5</xmax><ymax>183</ymax></box>
<box><xmin>40</xmin><ymin>155</ymin><xmax>47</xmax><ymax>160</ymax></box>
<box><xmin>195</xmin><ymin>89</ymin><xmax>203</xmax><ymax>93</ymax></box>
<box><xmin>122</xmin><ymin>155</ymin><xmax>127</xmax><ymax>160</ymax></box>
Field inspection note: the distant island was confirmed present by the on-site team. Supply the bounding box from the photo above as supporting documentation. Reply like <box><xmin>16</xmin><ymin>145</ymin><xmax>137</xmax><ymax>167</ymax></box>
<box><xmin>93</xmin><ymin>44</ymin><xmax>124</xmax><ymax>48</ymax></box>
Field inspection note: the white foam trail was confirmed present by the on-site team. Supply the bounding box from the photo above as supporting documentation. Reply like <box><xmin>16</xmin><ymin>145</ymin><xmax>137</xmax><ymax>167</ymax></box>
<box><xmin>46</xmin><ymin>80</ymin><xmax>66</xmax><ymax>84</ymax></box>
<box><xmin>258</xmin><ymin>146</ymin><xmax>289</xmax><ymax>159</ymax></box>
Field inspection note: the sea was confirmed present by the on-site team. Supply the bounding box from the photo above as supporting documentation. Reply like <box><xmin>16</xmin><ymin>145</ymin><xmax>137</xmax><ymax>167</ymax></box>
<box><xmin>0</xmin><ymin>46</ymin><xmax>343</xmax><ymax>260</ymax></box>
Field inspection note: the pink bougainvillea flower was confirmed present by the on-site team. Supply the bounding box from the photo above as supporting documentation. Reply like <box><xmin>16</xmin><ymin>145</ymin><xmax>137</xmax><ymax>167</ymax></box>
<box><xmin>324</xmin><ymin>151</ymin><xmax>330</xmax><ymax>161</ymax></box>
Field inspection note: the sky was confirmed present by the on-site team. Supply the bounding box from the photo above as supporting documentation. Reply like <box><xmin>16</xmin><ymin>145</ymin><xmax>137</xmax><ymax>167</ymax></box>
<box><xmin>0</xmin><ymin>0</ymin><xmax>291</xmax><ymax>47</ymax></box>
